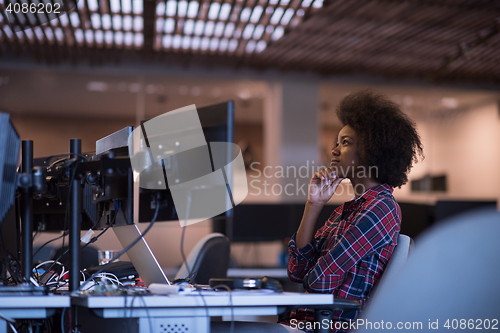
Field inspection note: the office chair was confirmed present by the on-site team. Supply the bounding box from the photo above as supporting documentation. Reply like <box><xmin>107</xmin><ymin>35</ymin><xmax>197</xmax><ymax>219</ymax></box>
<box><xmin>312</xmin><ymin>233</ymin><xmax>413</xmax><ymax>333</ymax></box>
<box><xmin>175</xmin><ymin>232</ymin><xmax>231</xmax><ymax>285</ymax></box>
<box><xmin>356</xmin><ymin>209</ymin><xmax>500</xmax><ymax>332</ymax></box>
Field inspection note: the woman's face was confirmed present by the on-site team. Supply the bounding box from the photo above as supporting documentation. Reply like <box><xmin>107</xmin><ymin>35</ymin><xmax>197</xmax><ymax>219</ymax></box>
<box><xmin>330</xmin><ymin>125</ymin><xmax>362</xmax><ymax>179</ymax></box>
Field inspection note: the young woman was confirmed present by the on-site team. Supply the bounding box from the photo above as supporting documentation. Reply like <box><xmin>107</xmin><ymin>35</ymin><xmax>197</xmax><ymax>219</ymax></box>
<box><xmin>280</xmin><ymin>90</ymin><xmax>423</xmax><ymax>332</ymax></box>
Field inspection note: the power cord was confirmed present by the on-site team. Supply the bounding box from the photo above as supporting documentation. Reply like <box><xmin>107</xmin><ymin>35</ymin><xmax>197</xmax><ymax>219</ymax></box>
<box><xmin>78</xmin><ymin>193</ymin><xmax>161</xmax><ymax>292</ymax></box>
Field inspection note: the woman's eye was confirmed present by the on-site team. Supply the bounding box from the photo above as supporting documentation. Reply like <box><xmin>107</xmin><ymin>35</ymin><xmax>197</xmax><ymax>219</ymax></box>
<box><xmin>343</xmin><ymin>140</ymin><xmax>349</xmax><ymax>145</ymax></box>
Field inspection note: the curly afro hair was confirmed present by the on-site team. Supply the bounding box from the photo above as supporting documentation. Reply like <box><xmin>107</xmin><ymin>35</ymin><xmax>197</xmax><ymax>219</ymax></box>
<box><xmin>336</xmin><ymin>89</ymin><xmax>424</xmax><ymax>188</ymax></box>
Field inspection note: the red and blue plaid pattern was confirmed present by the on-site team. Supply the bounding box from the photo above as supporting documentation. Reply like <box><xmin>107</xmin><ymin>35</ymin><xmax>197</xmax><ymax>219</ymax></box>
<box><xmin>281</xmin><ymin>184</ymin><xmax>401</xmax><ymax>332</ymax></box>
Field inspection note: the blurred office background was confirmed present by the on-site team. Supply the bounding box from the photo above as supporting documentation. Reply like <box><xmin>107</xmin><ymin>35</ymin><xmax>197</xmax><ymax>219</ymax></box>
<box><xmin>1</xmin><ymin>0</ymin><xmax>499</xmax><ymax>270</ymax></box>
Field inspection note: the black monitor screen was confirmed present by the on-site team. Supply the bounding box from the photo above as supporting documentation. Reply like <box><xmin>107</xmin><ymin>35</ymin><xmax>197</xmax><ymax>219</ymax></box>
<box><xmin>0</xmin><ymin>113</ymin><xmax>20</xmax><ymax>227</ymax></box>
<box><xmin>435</xmin><ymin>200</ymin><xmax>497</xmax><ymax>223</ymax></box>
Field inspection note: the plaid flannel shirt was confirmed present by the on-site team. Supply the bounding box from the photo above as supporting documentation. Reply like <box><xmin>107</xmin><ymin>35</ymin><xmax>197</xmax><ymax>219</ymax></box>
<box><xmin>281</xmin><ymin>184</ymin><xmax>401</xmax><ymax>332</ymax></box>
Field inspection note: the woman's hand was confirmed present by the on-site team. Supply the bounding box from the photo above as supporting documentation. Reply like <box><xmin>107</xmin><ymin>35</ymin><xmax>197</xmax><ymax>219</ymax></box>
<box><xmin>308</xmin><ymin>167</ymin><xmax>344</xmax><ymax>206</ymax></box>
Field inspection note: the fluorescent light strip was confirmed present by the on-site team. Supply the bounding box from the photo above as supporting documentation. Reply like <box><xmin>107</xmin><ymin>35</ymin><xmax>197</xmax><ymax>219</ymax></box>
<box><xmin>187</xmin><ymin>1</ymin><xmax>199</xmax><ymax>18</ymax></box>
<box><xmin>178</xmin><ymin>0</ymin><xmax>188</xmax><ymax>18</ymax></box>
<box><xmin>122</xmin><ymin>0</ymin><xmax>132</xmax><ymax>14</ymax></box>
<box><xmin>123</xmin><ymin>15</ymin><xmax>132</xmax><ymax>31</ymax></box>
<box><xmin>91</xmin><ymin>13</ymin><xmax>101</xmax><ymax>29</ymax></box>
<box><xmin>208</xmin><ymin>2</ymin><xmax>220</xmax><ymax>20</ymax></box>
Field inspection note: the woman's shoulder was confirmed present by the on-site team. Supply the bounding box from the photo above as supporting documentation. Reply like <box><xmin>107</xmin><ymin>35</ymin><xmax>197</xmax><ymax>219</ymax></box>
<box><xmin>358</xmin><ymin>186</ymin><xmax>401</xmax><ymax>222</ymax></box>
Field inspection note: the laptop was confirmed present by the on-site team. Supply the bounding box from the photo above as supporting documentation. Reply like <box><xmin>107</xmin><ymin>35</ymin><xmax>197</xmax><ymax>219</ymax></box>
<box><xmin>112</xmin><ymin>224</ymin><xmax>171</xmax><ymax>286</ymax></box>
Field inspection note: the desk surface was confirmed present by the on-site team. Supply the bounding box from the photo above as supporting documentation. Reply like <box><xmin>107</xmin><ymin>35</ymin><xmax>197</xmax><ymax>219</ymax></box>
<box><xmin>74</xmin><ymin>291</ymin><xmax>333</xmax><ymax>308</ymax></box>
<box><xmin>0</xmin><ymin>295</ymin><xmax>70</xmax><ymax>320</ymax></box>
<box><xmin>0</xmin><ymin>295</ymin><xmax>70</xmax><ymax>309</ymax></box>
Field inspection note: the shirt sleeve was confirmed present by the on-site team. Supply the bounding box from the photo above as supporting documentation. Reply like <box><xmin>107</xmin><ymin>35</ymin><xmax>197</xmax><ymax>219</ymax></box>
<box><xmin>287</xmin><ymin>233</ymin><xmax>318</xmax><ymax>283</ymax></box>
<box><xmin>287</xmin><ymin>207</ymin><xmax>342</xmax><ymax>283</ymax></box>
<box><xmin>303</xmin><ymin>198</ymin><xmax>399</xmax><ymax>293</ymax></box>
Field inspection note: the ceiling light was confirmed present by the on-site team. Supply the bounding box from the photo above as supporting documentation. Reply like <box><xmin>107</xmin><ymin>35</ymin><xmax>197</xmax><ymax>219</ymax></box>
<box><xmin>122</xmin><ymin>0</ymin><xmax>132</xmax><ymax>13</ymax></box>
<box><xmin>242</xmin><ymin>24</ymin><xmax>254</xmax><ymax>39</ymax></box>
<box><xmin>70</xmin><ymin>12</ymin><xmax>80</xmax><ymax>27</ymax></box>
<box><xmin>88</xmin><ymin>0</ymin><xmax>98</xmax><ymax>11</ymax></box>
<box><xmin>134</xmin><ymin>33</ymin><xmax>143</xmax><ymax>46</ymax></box>
<box><xmin>110</xmin><ymin>0</ymin><xmax>120</xmax><ymax>13</ymax></box>
<box><xmin>224</xmin><ymin>22</ymin><xmax>235</xmax><ymax>37</ymax></box>
<box><xmin>240</xmin><ymin>7</ymin><xmax>251</xmax><ymax>22</ymax></box>
<box><xmin>249</xmin><ymin>6</ymin><xmax>263</xmax><ymax>23</ymax></box>
<box><xmin>194</xmin><ymin>20</ymin><xmax>204</xmax><ymax>35</ymax></box>
<box><xmin>133</xmin><ymin>1</ymin><xmax>143</xmax><ymax>14</ymax></box>
<box><xmin>134</xmin><ymin>16</ymin><xmax>143</xmax><ymax>31</ymax></box>
<box><xmin>113</xmin><ymin>15</ymin><xmax>122</xmax><ymax>30</ymax></box>
<box><xmin>214</xmin><ymin>22</ymin><xmax>225</xmax><ymax>37</ymax></box>
<box><xmin>178</xmin><ymin>0</ymin><xmax>188</xmax><ymax>18</ymax></box>
<box><xmin>211</xmin><ymin>88</ymin><xmax>221</xmax><ymax>98</ymax></box>
<box><xmin>442</xmin><ymin>97</ymin><xmax>458</xmax><ymax>109</ymax></box>
<box><xmin>129</xmin><ymin>83</ymin><xmax>141</xmax><ymax>93</ymax></box>
<box><xmin>219</xmin><ymin>3</ymin><xmax>231</xmax><ymax>20</ymax></box>
<box><xmin>210</xmin><ymin>37</ymin><xmax>219</xmax><ymax>51</ymax></box>
<box><xmin>184</xmin><ymin>20</ymin><xmax>194</xmax><ymax>35</ymax></box>
<box><xmin>270</xmin><ymin>8</ymin><xmax>284</xmax><ymax>25</ymax></box>
<box><xmin>166</xmin><ymin>1</ymin><xmax>177</xmax><ymax>17</ymax></box>
<box><xmin>238</xmin><ymin>89</ymin><xmax>252</xmax><ymax>100</ymax></box>
<box><xmin>156</xmin><ymin>2</ymin><xmax>165</xmax><ymax>15</ymax></box>
<box><xmin>74</xmin><ymin>29</ymin><xmax>84</xmax><ymax>43</ymax></box>
<box><xmin>191</xmin><ymin>86</ymin><xmax>202</xmax><ymax>96</ymax></box>
<box><xmin>208</xmin><ymin>3</ymin><xmax>220</xmax><ymax>20</ymax></box>
<box><xmin>255</xmin><ymin>40</ymin><xmax>267</xmax><ymax>53</ymax></box>
<box><xmin>187</xmin><ymin>1</ymin><xmax>199</xmax><ymax>18</ymax></box>
<box><xmin>123</xmin><ymin>16</ymin><xmax>133</xmax><ymax>31</ymax></box>
<box><xmin>271</xmin><ymin>26</ymin><xmax>284</xmax><ymax>41</ymax></box>
<box><xmin>219</xmin><ymin>38</ymin><xmax>228</xmax><ymax>51</ymax></box>
<box><xmin>87</xmin><ymin>81</ymin><xmax>108</xmax><ymax>92</ymax></box>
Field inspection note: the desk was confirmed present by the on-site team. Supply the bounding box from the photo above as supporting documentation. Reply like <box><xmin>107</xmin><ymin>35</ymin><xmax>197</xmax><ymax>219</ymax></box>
<box><xmin>227</xmin><ymin>268</ymin><xmax>288</xmax><ymax>279</ymax></box>
<box><xmin>74</xmin><ymin>291</ymin><xmax>334</xmax><ymax>333</ymax></box>
<box><xmin>0</xmin><ymin>295</ymin><xmax>70</xmax><ymax>333</ymax></box>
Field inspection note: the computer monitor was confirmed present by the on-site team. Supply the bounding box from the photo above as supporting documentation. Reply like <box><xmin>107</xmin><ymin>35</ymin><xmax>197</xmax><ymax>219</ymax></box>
<box><xmin>92</xmin><ymin>101</ymin><xmax>235</xmax><ymax>230</ymax></box>
<box><xmin>0</xmin><ymin>113</ymin><xmax>20</xmax><ymax>276</ymax></box>
<box><xmin>230</xmin><ymin>203</ymin><xmax>340</xmax><ymax>243</ymax></box>
<box><xmin>32</xmin><ymin>153</ymin><xmax>98</xmax><ymax>231</ymax></box>
<box><xmin>0</xmin><ymin>113</ymin><xmax>20</xmax><ymax>227</ymax></box>
<box><xmin>434</xmin><ymin>200</ymin><xmax>497</xmax><ymax>223</ymax></box>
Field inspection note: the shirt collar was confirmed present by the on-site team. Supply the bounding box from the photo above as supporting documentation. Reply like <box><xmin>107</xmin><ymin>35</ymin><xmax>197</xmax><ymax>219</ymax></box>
<box><xmin>347</xmin><ymin>184</ymin><xmax>393</xmax><ymax>204</ymax></box>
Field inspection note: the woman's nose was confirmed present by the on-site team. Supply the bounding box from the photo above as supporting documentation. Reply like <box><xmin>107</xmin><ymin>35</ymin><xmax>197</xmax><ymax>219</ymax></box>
<box><xmin>331</xmin><ymin>147</ymin><xmax>340</xmax><ymax>156</ymax></box>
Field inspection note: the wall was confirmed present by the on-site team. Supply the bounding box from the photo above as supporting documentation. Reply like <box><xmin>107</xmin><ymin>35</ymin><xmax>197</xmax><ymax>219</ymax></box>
<box><xmin>394</xmin><ymin>102</ymin><xmax>500</xmax><ymax>205</ymax></box>
<box><xmin>10</xmin><ymin>114</ymin><xmax>134</xmax><ymax>158</ymax></box>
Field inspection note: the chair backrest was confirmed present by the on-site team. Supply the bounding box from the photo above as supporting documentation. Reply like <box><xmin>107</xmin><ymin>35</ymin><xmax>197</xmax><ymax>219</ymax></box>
<box><xmin>175</xmin><ymin>232</ymin><xmax>230</xmax><ymax>285</ymax></box>
<box><xmin>373</xmin><ymin>234</ymin><xmax>413</xmax><ymax>294</ymax></box>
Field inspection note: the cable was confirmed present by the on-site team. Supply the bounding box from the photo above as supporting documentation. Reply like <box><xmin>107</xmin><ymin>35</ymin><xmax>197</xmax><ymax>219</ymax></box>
<box><xmin>32</xmin><ymin>231</ymin><xmax>69</xmax><ymax>259</ymax></box>
<box><xmin>37</xmin><ymin>205</ymin><xmax>116</xmax><ymax>287</ymax></box>
<box><xmin>46</xmin><ymin>154</ymin><xmax>90</xmax><ymax>170</ymax></box>
<box><xmin>78</xmin><ymin>193</ymin><xmax>161</xmax><ymax>292</ymax></box>
<box><xmin>60</xmin><ymin>307</ymin><xmax>66</xmax><ymax>333</ymax></box>
<box><xmin>0</xmin><ymin>311</ymin><xmax>15</xmax><ymax>323</ymax></box>
<box><xmin>138</xmin><ymin>295</ymin><xmax>153</xmax><ymax>333</ymax></box>
<box><xmin>179</xmin><ymin>192</ymin><xmax>193</xmax><ymax>279</ymax></box>
<box><xmin>210</xmin><ymin>284</ymin><xmax>235</xmax><ymax>333</ymax></box>
<box><xmin>9</xmin><ymin>322</ymin><xmax>19</xmax><ymax>333</ymax></box>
